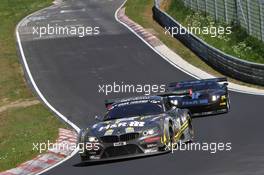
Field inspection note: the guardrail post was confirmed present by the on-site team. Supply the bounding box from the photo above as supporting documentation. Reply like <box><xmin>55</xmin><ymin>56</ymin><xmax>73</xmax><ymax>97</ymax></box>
<box><xmin>224</xmin><ymin>0</ymin><xmax>228</xmax><ymax>22</ymax></box>
<box><xmin>205</xmin><ymin>0</ymin><xmax>208</xmax><ymax>15</ymax></box>
<box><xmin>246</xmin><ymin>0</ymin><xmax>251</xmax><ymax>34</ymax></box>
<box><xmin>259</xmin><ymin>0</ymin><xmax>264</xmax><ymax>41</ymax></box>
<box><xmin>214</xmin><ymin>0</ymin><xmax>218</xmax><ymax>20</ymax></box>
<box><xmin>236</xmin><ymin>0</ymin><xmax>240</xmax><ymax>25</ymax></box>
<box><xmin>237</xmin><ymin>0</ymin><xmax>248</xmax><ymax>28</ymax></box>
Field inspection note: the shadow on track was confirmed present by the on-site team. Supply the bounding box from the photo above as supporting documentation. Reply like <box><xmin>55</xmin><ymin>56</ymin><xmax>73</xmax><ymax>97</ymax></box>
<box><xmin>191</xmin><ymin>112</ymin><xmax>229</xmax><ymax>119</ymax></box>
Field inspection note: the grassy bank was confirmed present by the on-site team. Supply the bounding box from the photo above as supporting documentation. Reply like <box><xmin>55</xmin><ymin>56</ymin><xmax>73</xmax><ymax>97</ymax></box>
<box><xmin>0</xmin><ymin>0</ymin><xmax>66</xmax><ymax>171</ymax></box>
<box><xmin>0</xmin><ymin>104</ymin><xmax>65</xmax><ymax>171</ymax></box>
<box><xmin>125</xmin><ymin>0</ymin><xmax>264</xmax><ymax>88</ymax></box>
<box><xmin>167</xmin><ymin>0</ymin><xmax>264</xmax><ymax>64</ymax></box>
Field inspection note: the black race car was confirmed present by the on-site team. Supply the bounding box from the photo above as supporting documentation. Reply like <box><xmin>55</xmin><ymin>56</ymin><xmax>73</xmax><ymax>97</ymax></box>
<box><xmin>78</xmin><ymin>95</ymin><xmax>194</xmax><ymax>162</ymax></box>
<box><xmin>165</xmin><ymin>78</ymin><xmax>230</xmax><ymax>117</ymax></box>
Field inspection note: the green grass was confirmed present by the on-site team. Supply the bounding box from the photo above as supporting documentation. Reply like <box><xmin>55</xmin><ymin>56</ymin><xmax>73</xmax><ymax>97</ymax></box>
<box><xmin>166</xmin><ymin>0</ymin><xmax>264</xmax><ymax>64</ymax></box>
<box><xmin>0</xmin><ymin>104</ymin><xmax>66</xmax><ymax>171</ymax></box>
<box><xmin>125</xmin><ymin>0</ymin><xmax>264</xmax><ymax>89</ymax></box>
<box><xmin>0</xmin><ymin>0</ymin><xmax>54</xmax><ymax>104</ymax></box>
<box><xmin>0</xmin><ymin>0</ymin><xmax>67</xmax><ymax>171</ymax></box>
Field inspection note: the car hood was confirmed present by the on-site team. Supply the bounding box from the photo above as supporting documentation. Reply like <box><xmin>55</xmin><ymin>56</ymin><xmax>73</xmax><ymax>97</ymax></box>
<box><xmin>89</xmin><ymin>114</ymin><xmax>165</xmax><ymax>137</ymax></box>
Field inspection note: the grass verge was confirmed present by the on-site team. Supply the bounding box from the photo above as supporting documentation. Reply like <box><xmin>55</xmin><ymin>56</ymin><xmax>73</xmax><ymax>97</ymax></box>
<box><xmin>124</xmin><ymin>0</ymin><xmax>264</xmax><ymax>89</ymax></box>
<box><xmin>0</xmin><ymin>0</ymin><xmax>67</xmax><ymax>171</ymax></box>
<box><xmin>0</xmin><ymin>104</ymin><xmax>65</xmax><ymax>171</ymax></box>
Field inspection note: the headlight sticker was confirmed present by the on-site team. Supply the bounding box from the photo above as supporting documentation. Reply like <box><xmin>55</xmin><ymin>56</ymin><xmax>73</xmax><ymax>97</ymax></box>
<box><xmin>125</xmin><ymin>127</ymin><xmax>135</xmax><ymax>133</ymax></box>
<box><xmin>104</xmin><ymin>129</ymin><xmax>114</xmax><ymax>136</ymax></box>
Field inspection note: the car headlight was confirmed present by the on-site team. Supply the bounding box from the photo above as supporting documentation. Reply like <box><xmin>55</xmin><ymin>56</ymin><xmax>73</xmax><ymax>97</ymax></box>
<box><xmin>170</xmin><ymin>99</ymin><xmax>178</xmax><ymax>106</ymax></box>
<box><xmin>143</xmin><ymin>127</ymin><xmax>159</xmax><ymax>136</ymax></box>
<box><xmin>212</xmin><ymin>95</ymin><xmax>220</xmax><ymax>101</ymax></box>
<box><xmin>88</xmin><ymin>136</ymin><xmax>98</xmax><ymax>142</ymax></box>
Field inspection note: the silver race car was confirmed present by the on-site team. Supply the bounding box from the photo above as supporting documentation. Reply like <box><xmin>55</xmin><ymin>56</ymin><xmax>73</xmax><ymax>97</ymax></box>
<box><xmin>78</xmin><ymin>95</ymin><xmax>194</xmax><ymax>161</ymax></box>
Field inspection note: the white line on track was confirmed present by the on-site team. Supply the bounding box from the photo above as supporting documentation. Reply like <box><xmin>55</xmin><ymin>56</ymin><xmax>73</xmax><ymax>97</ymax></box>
<box><xmin>16</xmin><ymin>4</ymin><xmax>80</xmax><ymax>175</ymax></box>
<box><xmin>16</xmin><ymin>16</ymin><xmax>80</xmax><ymax>132</ymax></box>
<box><xmin>60</xmin><ymin>8</ymin><xmax>86</xmax><ymax>13</ymax></box>
<box><xmin>50</xmin><ymin>19</ymin><xmax>63</xmax><ymax>23</ymax></box>
<box><xmin>65</xmin><ymin>19</ymin><xmax>77</xmax><ymax>22</ymax></box>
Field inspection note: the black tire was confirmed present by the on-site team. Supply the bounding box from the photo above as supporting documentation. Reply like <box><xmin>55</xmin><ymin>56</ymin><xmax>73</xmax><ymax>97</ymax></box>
<box><xmin>80</xmin><ymin>155</ymin><xmax>88</xmax><ymax>162</ymax></box>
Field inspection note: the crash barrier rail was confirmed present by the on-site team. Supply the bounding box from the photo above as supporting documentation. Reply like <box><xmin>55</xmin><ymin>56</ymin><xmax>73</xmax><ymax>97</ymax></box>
<box><xmin>152</xmin><ymin>0</ymin><xmax>264</xmax><ymax>86</ymax></box>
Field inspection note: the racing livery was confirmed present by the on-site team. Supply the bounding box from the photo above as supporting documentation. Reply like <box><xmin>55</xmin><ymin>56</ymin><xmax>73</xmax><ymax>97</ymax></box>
<box><xmin>78</xmin><ymin>95</ymin><xmax>193</xmax><ymax>161</ymax></box>
<box><xmin>78</xmin><ymin>78</ymin><xmax>230</xmax><ymax>161</ymax></box>
<box><xmin>165</xmin><ymin>78</ymin><xmax>230</xmax><ymax>117</ymax></box>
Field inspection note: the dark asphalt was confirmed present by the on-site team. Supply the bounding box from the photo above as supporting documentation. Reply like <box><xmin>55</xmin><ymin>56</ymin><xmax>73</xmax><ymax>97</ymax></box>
<box><xmin>17</xmin><ymin>0</ymin><xmax>264</xmax><ymax>174</ymax></box>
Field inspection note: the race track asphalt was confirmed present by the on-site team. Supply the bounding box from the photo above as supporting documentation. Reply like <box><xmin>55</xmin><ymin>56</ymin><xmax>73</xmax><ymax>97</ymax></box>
<box><xmin>17</xmin><ymin>0</ymin><xmax>264</xmax><ymax>174</ymax></box>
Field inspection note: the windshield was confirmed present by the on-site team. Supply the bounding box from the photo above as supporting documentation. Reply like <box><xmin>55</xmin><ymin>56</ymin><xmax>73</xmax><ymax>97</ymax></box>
<box><xmin>104</xmin><ymin>101</ymin><xmax>164</xmax><ymax>120</ymax></box>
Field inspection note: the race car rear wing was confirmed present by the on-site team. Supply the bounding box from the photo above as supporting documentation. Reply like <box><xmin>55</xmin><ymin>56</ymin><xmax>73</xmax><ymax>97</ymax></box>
<box><xmin>157</xmin><ymin>89</ymin><xmax>191</xmax><ymax>97</ymax></box>
<box><xmin>167</xmin><ymin>77</ymin><xmax>228</xmax><ymax>90</ymax></box>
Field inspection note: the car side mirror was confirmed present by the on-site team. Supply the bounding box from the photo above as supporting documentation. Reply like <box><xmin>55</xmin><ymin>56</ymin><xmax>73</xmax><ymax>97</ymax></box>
<box><xmin>95</xmin><ymin>115</ymin><xmax>103</xmax><ymax>121</ymax></box>
<box><xmin>223</xmin><ymin>82</ymin><xmax>228</xmax><ymax>87</ymax></box>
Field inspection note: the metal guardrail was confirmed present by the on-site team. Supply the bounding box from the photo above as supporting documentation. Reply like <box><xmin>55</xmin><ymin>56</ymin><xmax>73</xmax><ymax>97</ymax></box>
<box><xmin>152</xmin><ymin>0</ymin><xmax>264</xmax><ymax>86</ymax></box>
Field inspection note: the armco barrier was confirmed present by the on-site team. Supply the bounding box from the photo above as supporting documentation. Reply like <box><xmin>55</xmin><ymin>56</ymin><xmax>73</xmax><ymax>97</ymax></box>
<box><xmin>152</xmin><ymin>0</ymin><xmax>264</xmax><ymax>86</ymax></box>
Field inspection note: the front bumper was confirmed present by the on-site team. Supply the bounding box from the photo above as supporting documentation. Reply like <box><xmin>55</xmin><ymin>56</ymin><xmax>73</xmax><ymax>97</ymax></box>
<box><xmin>188</xmin><ymin>99</ymin><xmax>229</xmax><ymax>117</ymax></box>
<box><xmin>80</xmin><ymin>148</ymin><xmax>170</xmax><ymax>163</ymax></box>
<box><xmin>80</xmin><ymin>135</ymin><xmax>166</xmax><ymax>161</ymax></box>
<box><xmin>191</xmin><ymin>108</ymin><xmax>228</xmax><ymax>117</ymax></box>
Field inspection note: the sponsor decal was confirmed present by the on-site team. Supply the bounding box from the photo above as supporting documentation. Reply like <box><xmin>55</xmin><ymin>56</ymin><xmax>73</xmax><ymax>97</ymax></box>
<box><xmin>146</xmin><ymin>143</ymin><xmax>158</xmax><ymax>148</ymax></box>
<box><xmin>144</xmin><ymin>148</ymin><xmax>158</xmax><ymax>153</ymax></box>
<box><xmin>114</xmin><ymin>117</ymin><xmax>136</xmax><ymax>123</ymax></box>
<box><xmin>113</xmin><ymin>142</ymin><xmax>127</xmax><ymax>147</ymax></box>
<box><xmin>99</xmin><ymin>121</ymin><xmax>145</xmax><ymax>131</ymax></box>
<box><xmin>221</xmin><ymin>95</ymin><xmax>226</xmax><ymax>100</ymax></box>
<box><xmin>220</xmin><ymin>102</ymin><xmax>227</xmax><ymax>106</ymax></box>
<box><xmin>182</xmin><ymin>99</ymin><xmax>208</xmax><ymax>106</ymax></box>
<box><xmin>114</xmin><ymin>100</ymin><xmax>162</xmax><ymax>108</ymax></box>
